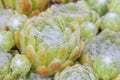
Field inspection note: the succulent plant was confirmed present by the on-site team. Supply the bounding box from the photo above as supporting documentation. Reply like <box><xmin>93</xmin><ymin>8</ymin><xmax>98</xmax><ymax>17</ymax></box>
<box><xmin>10</xmin><ymin>54</ymin><xmax>31</xmax><ymax>76</ymax></box>
<box><xmin>55</xmin><ymin>64</ymin><xmax>98</xmax><ymax>80</ymax></box>
<box><xmin>93</xmin><ymin>55</ymin><xmax>118</xmax><ymax>80</ymax></box>
<box><xmin>81</xmin><ymin>29</ymin><xmax>120</xmax><ymax>80</ymax></box>
<box><xmin>98</xmin><ymin>12</ymin><xmax>120</xmax><ymax>31</ymax></box>
<box><xmin>7</xmin><ymin>13</ymin><xmax>27</xmax><ymax>32</ymax></box>
<box><xmin>80</xmin><ymin>22</ymin><xmax>98</xmax><ymax>41</ymax></box>
<box><xmin>3</xmin><ymin>54</ymin><xmax>31</xmax><ymax>80</ymax></box>
<box><xmin>82</xmin><ymin>29</ymin><xmax>120</xmax><ymax>64</ymax></box>
<box><xmin>0</xmin><ymin>9</ymin><xmax>28</xmax><ymax>50</ymax></box>
<box><xmin>19</xmin><ymin>12</ymin><xmax>81</xmax><ymax>76</ymax></box>
<box><xmin>18</xmin><ymin>1</ymin><xmax>99</xmax><ymax>76</ymax></box>
<box><xmin>85</xmin><ymin>0</ymin><xmax>110</xmax><ymax>16</ymax></box>
<box><xmin>0</xmin><ymin>9</ymin><xmax>27</xmax><ymax>31</ymax></box>
<box><xmin>0</xmin><ymin>52</ymin><xmax>12</xmax><ymax>80</ymax></box>
<box><xmin>0</xmin><ymin>0</ymin><xmax>50</xmax><ymax>15</ymax></box>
